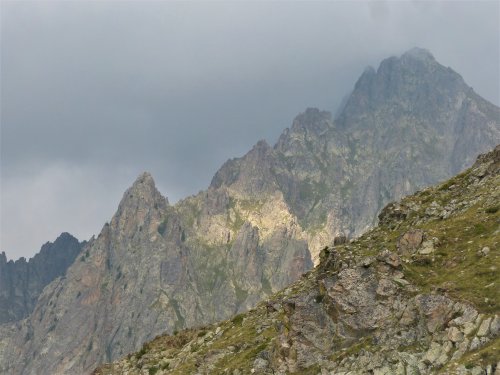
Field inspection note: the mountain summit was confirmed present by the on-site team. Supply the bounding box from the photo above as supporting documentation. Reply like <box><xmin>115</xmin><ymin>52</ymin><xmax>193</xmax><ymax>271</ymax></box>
<box><xmin>403</xmin><ymin>46</ymin><xmax>436</xmax><ymax>60</ymax></box>
<box><xmin>270</xmin><ymin>47</ymin><xmax>499</xmax><ymax>243</ymax></box>
<box><xmin>110</xmin><ymin>171</ymin><xmax>169</xmax><ymax>244</ymax></box>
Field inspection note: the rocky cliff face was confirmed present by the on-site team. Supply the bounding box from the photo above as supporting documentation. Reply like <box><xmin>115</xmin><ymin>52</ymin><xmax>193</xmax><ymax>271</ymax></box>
<box><xmin>0</xmin><ymin>233</ymin><xmax>83</xmax><ymax>324</ymax></box>
<box><xmin>1</xmin><ymin>48</ymin><xmax>499</xmax><ymax>374</ymax></box>
<box><xmin>96</xmin><ymin>145</ymin><xmax>500</xmax><ymax>375</ymax></box>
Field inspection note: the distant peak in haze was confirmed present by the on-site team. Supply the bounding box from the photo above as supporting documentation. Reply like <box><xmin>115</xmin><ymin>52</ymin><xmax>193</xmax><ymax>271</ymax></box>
<box><xmin>378</xmin><ymin>47</ymin><xmax>444</xmax><ymax>74</ymax></box>
<box><xmin>1</xmin><ymin>232</ymin><xmax>81</xmax><ymax>263</ymax></box>
<box><xmin>354</xmin><ymin>48</ymin><xmax>437</xmax><ymax>92</ymax></box>
<box><xmin>402</xmin><ymin>47</ymin><xmax>435</xmax><ymax>61</ymax></box>
<box><xmin>253</xmin><ymin>139</ymin><xmax>271</xmax><ymax>151</ymax></box>
<box><xmin>290</xmin><ymin>108</ymin><xmax>333</xmax><ymax>134</ymax></box>
<box><xmin>337</xmin><ymin>46</ymin><xmax>471</xmax><ymax>128</ymax></box>
<box><xmin>38</xmin><ymin>232</ymin><xmax>80</xmax><ymax>257</ymax></box>
<box><xmin>0</xmin><ymin>232</ymin><xmax>83</xmax><ymax>323</ymax></box>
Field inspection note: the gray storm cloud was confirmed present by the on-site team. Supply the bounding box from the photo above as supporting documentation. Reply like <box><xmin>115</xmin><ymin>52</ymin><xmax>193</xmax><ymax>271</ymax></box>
<box><xmin>1</xmin><ymin>1</ymin><xmax>499</xmax><ymax>259</ymax></box>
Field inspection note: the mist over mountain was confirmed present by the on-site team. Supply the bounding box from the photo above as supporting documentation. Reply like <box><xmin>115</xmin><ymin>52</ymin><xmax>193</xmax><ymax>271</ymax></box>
<box><xmin>0</xmin><ymin>49</ymin><xmax>499</xmax><ymax>374</ymax></box>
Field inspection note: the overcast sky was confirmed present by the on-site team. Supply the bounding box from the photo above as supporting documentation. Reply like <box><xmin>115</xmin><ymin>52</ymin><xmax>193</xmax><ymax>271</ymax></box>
<box><xmin>1</xmin><ymin>1</ymin><xmax>499</xmax><ymax>260</ymax></box>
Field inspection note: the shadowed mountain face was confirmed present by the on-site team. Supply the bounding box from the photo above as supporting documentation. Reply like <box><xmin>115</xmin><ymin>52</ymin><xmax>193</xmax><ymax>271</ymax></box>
<box><xmin>0</xmin><ymin>49</ymin><xmax>499</xmax><ymax>374</ymax></box>
<box><xmin>0</xmin><ymin>233</ymin><xmax>83</xmax><ymax>324</ymax></box>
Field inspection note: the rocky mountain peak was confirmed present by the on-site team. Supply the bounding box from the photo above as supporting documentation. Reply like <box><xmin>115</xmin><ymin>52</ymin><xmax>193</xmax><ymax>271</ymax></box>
<box><xmin>37</xmin><ymin>232</ymin><xmax>78</xmax><ymax>257</ymax></box>
<box><xmin>210</xmin><ymin>139</ymin><xmax>278</xmax><ymax>196</ymax></box>
<box><xmin>290</xmin><ymin>108</ymin><xmax>332</xmax><ymax>135</ymax></box>
<box><xmin>378</xmin><ymin>47</ymin><xmax>439</xmax><ymax>74</ymax></box>
<box><xmin>129</xmin><ymin>171</ymin><xmax>157</xmax><ymax>193</ymax></box>
<box><xmin>0</xmin><ymin>233</ymin><xmax>83</xmax><ymax>324</ymax></box>
<box><xmin>119</xmin><ymin>172</ymin><xmax>165</xmax><ymax>205</ymax></box>
<box><xmin>110</xmin><ymin>172</ymin><xmax>169</xmax><ymax>238</ymax></box>
<box><xmin>401</xmin><ymin>46</ymin><xmax>436</xmax><ymax>61</ymax></box>
<box><xmin>337</xmin><ymin>47</ymin><xmax>470</xmax><ymax>130</ymax></box>
<box><xmin>274</xmin><ymin>107</ymin><xmax>335</xmax><ymax>159</ymax></box>
<box><xmin>249</xmin><ymin>139</ymin><xmax>272</xmax><ymax>158</ymax></box>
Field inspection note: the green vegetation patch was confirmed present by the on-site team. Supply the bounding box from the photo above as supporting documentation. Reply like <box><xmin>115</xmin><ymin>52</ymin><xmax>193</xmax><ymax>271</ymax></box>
<box><xmin>403</xmin><ymin>202</ymin><xmax>499</xmax><ymax>313</ymax></box>
<box><xmin>485</xmin><ymin>205</ymin><xmax>499</xmax><ymax>214</ymax></box>
<box><xmin>370</xmin><ymin>168</ymin><xmax>500</xmax><ymax>314</ymax></box>
<box><xmin>157</xmin><ymin>216</ymin><xmax>168</xmax><ymax>235</ymax></box>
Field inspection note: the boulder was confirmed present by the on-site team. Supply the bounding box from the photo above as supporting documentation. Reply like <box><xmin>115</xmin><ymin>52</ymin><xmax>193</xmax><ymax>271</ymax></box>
<box><xmin>377</xmin><ymin>249</ymin><xmax>402</xmax><ymax>268</ymax></box>
<box><xmin>397</xmin><ymin>229</ymin><xmax>424</xmax><ymax>256</ymax></box>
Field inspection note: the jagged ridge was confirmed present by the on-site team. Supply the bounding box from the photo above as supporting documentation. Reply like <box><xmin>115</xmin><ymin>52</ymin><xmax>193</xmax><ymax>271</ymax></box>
<box><xmin>1</xmin><ymin>48</ymin><xmax>499</xmax><ymax>374</ymax></box>
<box><xmin>0</xmin><ymin>233</ymin><xmax>84</xmax><ymax>324</ymax></box>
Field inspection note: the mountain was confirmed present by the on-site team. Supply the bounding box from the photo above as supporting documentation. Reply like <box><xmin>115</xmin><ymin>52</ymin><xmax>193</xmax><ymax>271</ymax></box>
<box><xmin>0</xmin><ymin>232</ymin><xmax>83</xmax><ymax>324</ymax></box>
<box><xmin>1</xmin><ymin>48</ymin><xmax>499</xmax><ymax>374</ymax></box>
<box><xmin>0</xmin><ymin>173</ymin><xmax>313</xmax><ymax>374</ymax></box>
<box><xmin>211</xmin><ymin>47</ymin><xmax>500</xmax><ymax>262</ymax></box>
<box><xmin>96</xmin><ymin>144</ymin><xmax>500</xmax><ymax>375</ymax></box>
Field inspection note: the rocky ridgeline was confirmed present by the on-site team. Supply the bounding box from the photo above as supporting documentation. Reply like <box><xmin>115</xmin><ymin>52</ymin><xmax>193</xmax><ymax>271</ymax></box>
<box><xmin>1</xmin><ymin>49</ymin><xmax>499</xmax><ymax>374</ymax></box>
<box><xmin>0</xmin><ymin>233</ymin><xmax>83</xmax><ymax>323</ymax></box>
<box><xmin>0</xmin><ymin>173</ymin><xmax>312</xmax><ymax>375</ymax></box>
<box><xmin>209</xmin><ymin>48</ymin><xmax>500</xmax><ymax>262</ymax></box>
<box><xmin>96</xmin><ymin>145</ymin><xmax>499</xmax><ymax>374</ymax></box>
